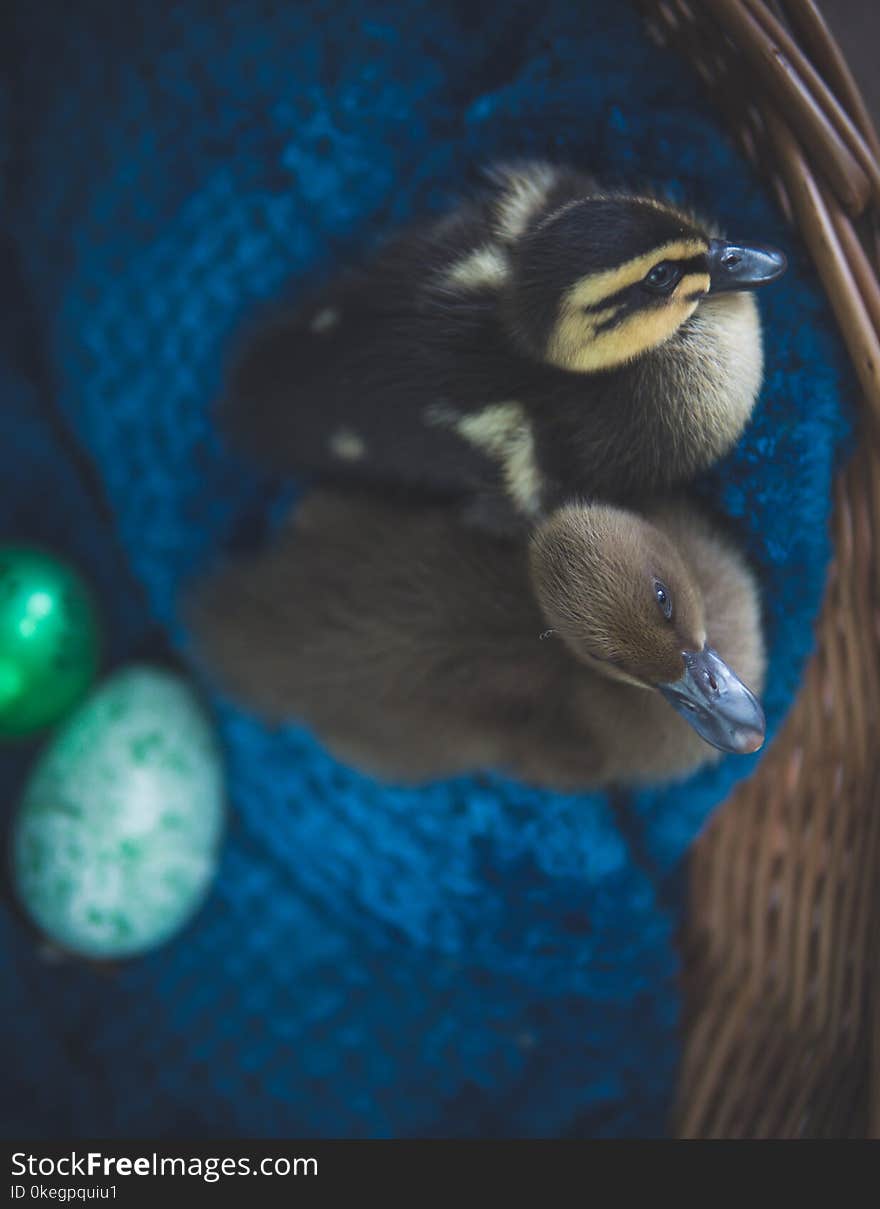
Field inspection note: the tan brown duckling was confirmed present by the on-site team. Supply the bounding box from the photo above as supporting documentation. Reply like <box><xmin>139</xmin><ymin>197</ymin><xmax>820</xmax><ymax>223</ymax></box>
<box><xmin>222</xmin><ymin>161</ymin><xmax>786</xmax><ymax>533</ymax></box>
<box><xmin>186</xmin><ymin>490</ymin><xmax>766</xmax><ymax>790</ymax></box>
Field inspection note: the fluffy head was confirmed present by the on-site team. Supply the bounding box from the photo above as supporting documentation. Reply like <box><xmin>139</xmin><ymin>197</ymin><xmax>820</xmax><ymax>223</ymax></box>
<box><xmin>508</xmin><ymin>195</ymin><xmax>714</xmax><ymax>373</ymax></box>
<box><xmin>529</xmin><ymin>503</ymin><xmax>708</xmax><ymax>687</ymax></box>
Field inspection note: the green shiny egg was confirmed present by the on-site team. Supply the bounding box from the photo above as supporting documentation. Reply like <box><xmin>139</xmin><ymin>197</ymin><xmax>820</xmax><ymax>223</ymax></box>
<box><xmin>13</xmin><ymin>665</ymin><xmax>225</xmax><ymax>959</ymax></box>
<box><xmin>0</xmin><ymin>546</ymin><xmax>101</xmax><ymax>738</ymax></box>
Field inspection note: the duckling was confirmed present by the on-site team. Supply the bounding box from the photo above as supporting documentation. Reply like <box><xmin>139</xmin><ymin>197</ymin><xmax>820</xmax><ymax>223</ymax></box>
<box><xmin>186</xmin><ymin>489</ymin><xmax>766</xmax><ymax>790</ymax></box>
<box><xmin>222</xmin><ymin>162</ymin><xmax>786</xmax><ymax>533</ymax></box>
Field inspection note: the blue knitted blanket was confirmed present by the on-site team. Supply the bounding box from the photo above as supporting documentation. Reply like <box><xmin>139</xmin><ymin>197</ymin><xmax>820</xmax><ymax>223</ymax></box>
<box><xmin>0</xmin><ymin>0</ymin><xmax>852</xmax><ymax>1137</ymax></box>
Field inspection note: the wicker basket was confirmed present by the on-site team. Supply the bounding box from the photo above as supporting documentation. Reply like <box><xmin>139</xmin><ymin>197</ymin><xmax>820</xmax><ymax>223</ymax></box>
<box><xmin>633</xmin><ymin>0</ymin><xmax>880</xmax><ymax>1139</ymax></box>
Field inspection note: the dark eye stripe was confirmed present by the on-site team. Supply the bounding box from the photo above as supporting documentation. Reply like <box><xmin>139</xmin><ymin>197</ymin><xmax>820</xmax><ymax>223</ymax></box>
<box><xmin>671</xmin><ymin>254</ymin><xmax>709</xmax><ymax>277</ymax></box>
<box><xmin>580</xmin><ymin>254</ymin><xmax>709</xmax><ymax>315</ymax></box>
<box><xmin>581</xmin><ymin>283</ymin><xmax>638</xmax><ymax>315</ymax></box>
<box><xmin>593</xmin><ymin>308</ymin><xmax>626</xmax><ymax>335</ymax></box>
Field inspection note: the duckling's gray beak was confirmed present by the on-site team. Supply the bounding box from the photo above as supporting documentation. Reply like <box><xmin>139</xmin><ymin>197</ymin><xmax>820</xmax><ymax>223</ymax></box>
<box><xmin>659</xmin><ymin>646</ymin><xmax>766</xmax><ymax>755</ymax></box>
<box><xmin>706</xmin><ymin>239</ymin><xmax>787</xmax><ymax>292</ymax></box>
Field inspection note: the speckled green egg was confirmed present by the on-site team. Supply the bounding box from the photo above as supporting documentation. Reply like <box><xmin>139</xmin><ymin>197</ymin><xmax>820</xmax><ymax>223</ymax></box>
<box><xmin>12</xmin><ymin>665</ymin><xmax>225</xmax><ymax>959</ymax></box>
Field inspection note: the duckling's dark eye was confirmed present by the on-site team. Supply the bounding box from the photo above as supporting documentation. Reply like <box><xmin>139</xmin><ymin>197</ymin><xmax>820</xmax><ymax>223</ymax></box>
<box><xmin>642</xmin><ymin>261</ymin><xmax>683</xmax><ymax>295</ymax></box>
<box><xmin>653</xmin><ymin>579</ymin><xmax>673</xmax><ymax>621</ymax></box>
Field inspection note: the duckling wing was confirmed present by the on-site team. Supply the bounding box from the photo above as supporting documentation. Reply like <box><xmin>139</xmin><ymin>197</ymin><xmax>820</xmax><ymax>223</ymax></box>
<box><xmin>186</xmin><ymin>489</ymin><xmax>562</xmax><ymax>779</ymax></box>
<box><xmin>218</xmin><ymin>203</ymin><xmax>542</xmax><ymax>511</ymax></box>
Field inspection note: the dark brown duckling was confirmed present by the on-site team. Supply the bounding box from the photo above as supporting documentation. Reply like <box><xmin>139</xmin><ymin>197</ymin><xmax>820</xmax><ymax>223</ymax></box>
<box><xmin>222</xmin><ymin>161</ymin><xmax>786</xmax><ymax>532</ymax></box>
<box><xmin>186</xmin><ymin>490</ymin><xmax>766</xmax><ymax>790</ymax></box>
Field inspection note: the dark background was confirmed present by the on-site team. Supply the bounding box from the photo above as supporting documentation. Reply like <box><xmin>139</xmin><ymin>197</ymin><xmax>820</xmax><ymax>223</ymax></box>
<box><xmin>824</xmin><ymin>1</ymin><xmax>878</xmax><ymax>123</ymax></box>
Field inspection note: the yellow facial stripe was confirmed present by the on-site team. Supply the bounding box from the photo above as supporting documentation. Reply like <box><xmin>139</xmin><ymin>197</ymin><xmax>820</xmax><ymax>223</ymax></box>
<box><xmin>548</xmin><ymin>270</ymin><xmax>711</xmax><ymax>373</ymax></box>
<box><xmin>577</xmin><ymin>270</ymin><xmax>711</xmax><ymax>336</ymax></box>
<box><xmin>582</xmin><ymin>299</ymin><xmax>697</xmax><ymax>370</ymax></box>
<box><xmin>562</xmin><ymin>239</ymin><xmax>709</xmax><ymax>310</ymax></box>
<box><xmin>579</xmin><ymin>303</ymin><xmax>622</xmax><ymax>332</ymax></box>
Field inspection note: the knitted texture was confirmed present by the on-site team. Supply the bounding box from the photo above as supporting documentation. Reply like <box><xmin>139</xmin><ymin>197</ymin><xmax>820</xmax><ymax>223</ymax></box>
<box><xmin>0</xmin><ymin>0</ymin><xmax>852</xmax><ymax>1136</ymax></box>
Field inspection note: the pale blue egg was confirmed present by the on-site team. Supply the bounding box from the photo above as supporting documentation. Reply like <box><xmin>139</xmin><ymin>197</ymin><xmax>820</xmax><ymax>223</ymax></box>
<box><xmin>13</xmin><ymin>665</ymin><xmax>225</xmax><ymax>958</ymax></box>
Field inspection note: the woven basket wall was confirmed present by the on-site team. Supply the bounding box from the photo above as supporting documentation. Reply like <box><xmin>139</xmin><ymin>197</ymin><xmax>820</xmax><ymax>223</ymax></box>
<box><xmin>633</xmin><ymin>0</ymin><xmax>880</xmax><ymax>1139</ymax></box>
